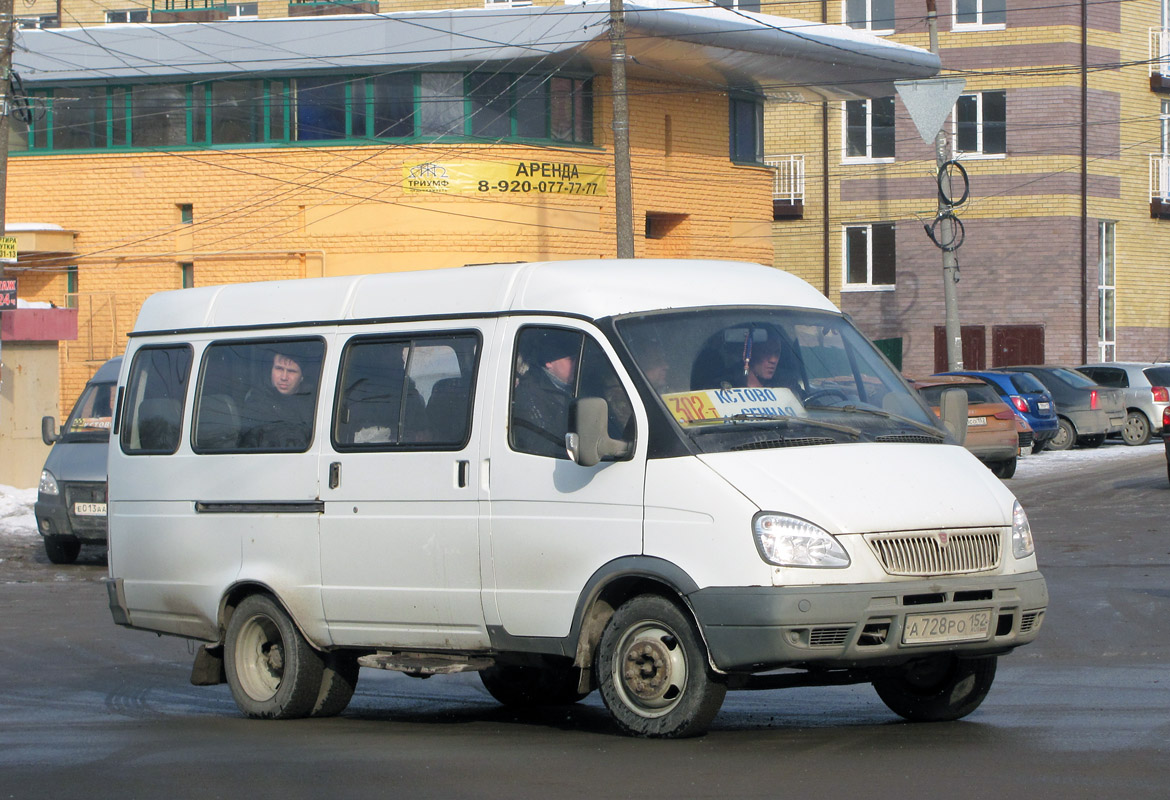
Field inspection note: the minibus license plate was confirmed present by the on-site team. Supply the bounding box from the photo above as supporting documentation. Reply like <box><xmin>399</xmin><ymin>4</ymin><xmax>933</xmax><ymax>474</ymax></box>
<box><xmin>73</xmin><ymin>502</ymin><xmax>106</xmax><ymax>516</ymax></box>
<box><xmin>903</xmin><ymin>609</ymin><xmax>991</xmax><ymax>644</ymax></box>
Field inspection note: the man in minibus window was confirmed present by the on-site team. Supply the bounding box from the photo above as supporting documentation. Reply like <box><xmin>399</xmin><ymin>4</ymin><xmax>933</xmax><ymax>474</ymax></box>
<box><xmin>511</xmin><ymin>330</ymin><xmax>579</xmax><ymax>458</ymax></box>
<box><xmin>240</xmin><ymin>350</ymin><xmax>316</xmax><ymax>450</ymax></box>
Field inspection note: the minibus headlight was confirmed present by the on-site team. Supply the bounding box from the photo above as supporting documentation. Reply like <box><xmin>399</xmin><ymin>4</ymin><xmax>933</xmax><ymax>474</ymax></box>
<box><xmin>1012</xmin><ymin>500</ymin><xmax>1035</xmax><ymax>558</ymax></box>
<box><xmin>752</xmin><ymin>513</ymin><xmax>850</xmax><ymax>568</ymax></box>
<box><xmin>38</xmin><ymin>470</ymin><xmax>60</xmax><ymax>496</ymax></box>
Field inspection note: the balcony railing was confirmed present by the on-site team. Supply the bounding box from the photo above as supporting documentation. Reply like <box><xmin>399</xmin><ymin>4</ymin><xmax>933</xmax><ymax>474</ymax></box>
<box><xmin>1150</xmin><ymin>153</ymin><xmax>1170</xmax><ymax>217</ymax></box>
<box><xmin>1152</xmin><ymin>28</ymin><xmax>1169</xmax><ymax>75</ymax></box>
<box><xmin>765</xmin><ymin>154</ymin><xmax>804</xmax><ymax>219</ymax></box>
<box><xmin>765</xmin><ymin>154</ymin><xmax>804</xmax><ymax>202</ymax></box>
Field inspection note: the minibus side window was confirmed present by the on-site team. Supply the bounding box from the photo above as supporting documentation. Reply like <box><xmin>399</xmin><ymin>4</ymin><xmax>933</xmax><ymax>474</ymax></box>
<box><xmin>121</xmin><ymin>345</ymin><xmax>193</xmax><ymax>455</ymax></box>
<box><xmin>510</xmin><ymin>326</ymin><xmax>633</xmax><ymax>459</ymax></box>
<box><xmin>333</xmin><ymin>333</ymin><xmax>479</xmax><ymax>450</ymax></box>
<box><xmin>193</xmin><ymin>338</ymin><xmax>325</xmax><ymax>453</ymax></box>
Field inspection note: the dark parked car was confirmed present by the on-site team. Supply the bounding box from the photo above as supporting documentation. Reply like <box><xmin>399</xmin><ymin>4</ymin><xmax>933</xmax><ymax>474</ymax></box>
<box><xmin>939</xmin><ymin>369</ymin><xmax>1059</xmax><ymax>451</ymax></box>
<box><xmin>999</xmin><ymin>365</ymin><xmax>1125</xmax><ymax>451</ymax></box>
<box><xmin>35</xmin><ymin>356</ymin><xmax>120</xmax><ymax>564</ymax></box>
<box><xmin>1077</xmin><ymin>362</ymin><xmax>1170</xmax><ymax>446</ymax></box>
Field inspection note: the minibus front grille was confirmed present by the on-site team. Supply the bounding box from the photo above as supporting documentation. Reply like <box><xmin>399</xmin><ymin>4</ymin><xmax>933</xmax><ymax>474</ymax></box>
<box><xmin>864</xmin><ymin>529</ymin><xmax>1002</xmax><ymax>576</ymax></box>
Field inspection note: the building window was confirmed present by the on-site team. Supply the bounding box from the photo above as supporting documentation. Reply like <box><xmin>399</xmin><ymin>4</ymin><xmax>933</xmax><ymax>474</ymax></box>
<box><xmin>180</xmin><ymin>262</ymin><xmax>194</xmax><ymax>289</ymax></box>
<box><xmin>729</xmin><ymin>95</ymin><xmax>763</xmax><ymax>163</ymax></box>
<box><xmin>844</xmin><ymin>223</ymin><xmax>896</xmax><ymax>288</ymax></box>
<box><xmin>227</xmin><ymin>3</ymin><xmax>259</xmax><ymax>18</ymax></box>
<box><xmin>954</xmin><ymin>91</ymin><xmax>1006</xmax><ymax>156</ymax></box>
<box><xmin>953</xmin><ymin>0</ymin><xmax>1005</xmax><ymax>28</ymax></box>
<box><xmin>179</xmin><ymin>204</ymin><xmax>193</xmax><ymax>224</ymax></box>
<box><xmin>18</xmin><ymin>15</ymin><xmax>59</xmax><ymax>29</ymax></box>
<box><xmin>844</xmin><ymin>0</ymin><xmax>895</xmax><ymax>33</ymax></box>
<box><xmin>25</xmin><ymin>73</ymin><xmax>594</xmax><ymax>153</ymax></box>
<box><xmin>105</xmin><ymin>9</ymin><xmax>149</xmax><ymax>23</ymax></box>
<box><xmin>65</xmin><ymin>265</ymin><xmax>77</xmax><ymax>308</ymax></box>
<box><xmin>1098</xmin><ymin>221</ymin><xmax>1115</xmax><ymax>361</ymax></box>
<box><xmin>713</xmin><ymin>0</ymin><xmax>762</xmax><ymax>11</ymax></box>
<box><xmin>844</xmin><ymin>97</ymin><xmax>895</xmax><ymax>161</ymax></box>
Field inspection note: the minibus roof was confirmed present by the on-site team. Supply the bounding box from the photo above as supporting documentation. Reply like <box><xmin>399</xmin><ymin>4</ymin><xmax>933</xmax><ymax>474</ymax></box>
<box><xmin>130</xmin><ymin>259</ymin><xmax>839</xmax><ymax>334</ymax></box>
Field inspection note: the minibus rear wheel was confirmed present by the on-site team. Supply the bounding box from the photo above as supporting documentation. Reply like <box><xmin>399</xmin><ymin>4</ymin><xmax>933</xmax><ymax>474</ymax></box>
<box><xmin>872</xmin><ymin>654</ymin><xmax>997</xmax><ymax>722</ymax></box>
<box><xmin>311</xmin><ymin>652</ymin><xmax>360</xmax><ymax>718</ymax></box>
<box><xmin>225</xmin><ymin>593</ymin><xmax>325</xmax><ymax>719</ymax></box>
<box><xmin>596</xmin><ymin>594</ymin><xmax>726</xmax><ymax>738</ymax></box>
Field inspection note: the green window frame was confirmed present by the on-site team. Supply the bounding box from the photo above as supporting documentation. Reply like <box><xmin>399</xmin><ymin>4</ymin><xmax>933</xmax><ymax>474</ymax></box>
<box><xmin>20</xmin><ymin>72</ymin><xmax>595</xmax><ymax>154</ymax></box>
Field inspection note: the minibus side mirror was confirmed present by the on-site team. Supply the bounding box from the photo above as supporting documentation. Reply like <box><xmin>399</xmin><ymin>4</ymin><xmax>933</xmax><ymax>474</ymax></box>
<box><xmin>566</xmin><ymin>397</ymin><xmax>632</xmax><ymax>467</ymax></box>
<box><xmin>940</xmin><ymin>388</ymin><xmax>968</xmax><ymax>446</ymax></box>
<box><xmin>41</xmin><ymin>415</ymin><xmax>59</xmax><ymax>445</ymax></box>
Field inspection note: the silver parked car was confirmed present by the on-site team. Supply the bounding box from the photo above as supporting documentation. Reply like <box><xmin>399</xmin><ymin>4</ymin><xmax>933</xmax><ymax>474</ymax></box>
<box><xmin>1077</xmin><ymin>363</ymin><xmax>1170</xmax><ymax>446</ymax></box>
<box><xmin>999</xmin><ymin>365</ymin><xmax>1126</xmax><ymax>451</ymax></box>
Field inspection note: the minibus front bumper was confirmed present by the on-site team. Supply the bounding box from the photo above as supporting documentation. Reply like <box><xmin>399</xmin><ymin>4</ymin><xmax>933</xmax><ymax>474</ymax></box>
<box><xmin>688</xmin><ymin>571</ymin><xmax>1047</xmax><ymax>673</ymax></box>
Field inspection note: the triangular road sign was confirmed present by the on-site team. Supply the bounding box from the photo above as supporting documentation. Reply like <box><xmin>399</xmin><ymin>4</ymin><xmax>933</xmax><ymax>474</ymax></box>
<box><xmin>895</xmin><ymin>78</ymin><xmax>967</xmax><ymax>145</ymax></box>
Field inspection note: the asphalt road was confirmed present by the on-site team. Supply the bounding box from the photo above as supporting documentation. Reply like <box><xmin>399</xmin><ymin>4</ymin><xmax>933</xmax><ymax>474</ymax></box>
<box><xmin>1</xmin><ymin>445</ymin><xmax>1168</xmax><ymax>799</ymax></box>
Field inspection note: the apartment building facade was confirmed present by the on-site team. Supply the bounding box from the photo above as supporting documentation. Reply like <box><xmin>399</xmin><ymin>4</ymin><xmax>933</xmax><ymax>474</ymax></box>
<box><xmin>766</xmin><ymin>0</ymin><xmax>1170</xmax><ymax>375</ymax></box>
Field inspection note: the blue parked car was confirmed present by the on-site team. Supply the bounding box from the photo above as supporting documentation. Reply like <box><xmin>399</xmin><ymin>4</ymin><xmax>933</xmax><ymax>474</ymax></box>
<box><xmin>938</xmin><ymin>370</ymin><xmax>1060</xmax><ymax>451</ymax></box>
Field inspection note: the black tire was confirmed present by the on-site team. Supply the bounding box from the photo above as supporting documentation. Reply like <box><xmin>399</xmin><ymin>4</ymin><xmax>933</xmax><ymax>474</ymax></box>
<box><xmin>1079</xmin><ymin>433</ymin><xmax>1106</xmax><ymax>448</ymax></box>
<box><xmin>989</xmin><ymin>456</ymin><xmax>1017</xmax><ymax>479</ymax></box>
<box><xmin>873</xmin><ymin>655</ymin><xmax>997</xmax><ymax>722</ymax></box>
<box><xmin>311</xmin><ymin>651</ymin><xmax>360</xmax><ymax>718</ymax></box>
<box><xmin>596</xmin><ymin>594</ymin><xmax>726</xmax><ymax>738</ymax></box>
<box><xmin>480</xmin><ymin>662</ymin><xmax>588</xmax><ymax>707</ymax></box>
<box><xmin>43</xmin><ymin>536</ymin><xmax>81</xmax><ymax>565</ymax></box>
<box><xmin>1121</xmin><ymin>410</ymin><xmax>1151</xmax><ymax>446</ymax></box>
<box><xmin>1031</xmin><ymin>437</ymin><xmax>1047</xmax><ymax>454</ymax></box>
<box><xmin>1048</xmin><ymin>418</ymin><xmax>1076</xmax><ymax>451</ymax></box>
<box><xmin>224</xmin><ymin>594</ymin><xmax>325</xmax><ymax>719</ymax></box>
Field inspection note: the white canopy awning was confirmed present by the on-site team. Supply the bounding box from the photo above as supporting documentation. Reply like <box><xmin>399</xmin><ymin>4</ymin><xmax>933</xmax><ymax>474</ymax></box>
<box><xmin>15</xmin><ymin>2</ymin><xmax>938</xmax><ymax>101</ymax></box>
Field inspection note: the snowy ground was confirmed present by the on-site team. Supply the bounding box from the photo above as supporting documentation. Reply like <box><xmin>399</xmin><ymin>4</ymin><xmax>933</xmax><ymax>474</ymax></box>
<box><xmin>0</xmin><ymin>440</ymin><xmax>1163</xmax><ymax>542</ymax></box>
<box><xmin>0</xmin><ymin>484</ymin><xmax>37</xmax><ymax>540</ymax></box>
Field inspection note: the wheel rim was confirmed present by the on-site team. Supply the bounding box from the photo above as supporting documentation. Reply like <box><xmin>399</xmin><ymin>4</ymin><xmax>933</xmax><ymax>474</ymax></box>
<box><xmin>235</xmin><ymin>614</ymin><xmax>285</xmax><ymax>702</ymax></box>
<box><xmin>1123</xmin><ymin>413</ymin><xmax>1148</xmax><ymax>444</ymax></box>
<box><xmin>1051</xmin><ymin>422</ymin><xmax>1072</xmax><ymax>449</ymax></box>
<box><xmin>612</xmin><ymin>620</ymin><xmax>688</xmax><ymax>718</ymax></box>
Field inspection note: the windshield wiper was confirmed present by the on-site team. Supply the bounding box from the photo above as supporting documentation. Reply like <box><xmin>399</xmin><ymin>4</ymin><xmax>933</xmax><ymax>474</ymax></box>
<box><xmin>805</xmin><ymin>404</ymin><xmax>944</xmax><ymax>439</ymax></box>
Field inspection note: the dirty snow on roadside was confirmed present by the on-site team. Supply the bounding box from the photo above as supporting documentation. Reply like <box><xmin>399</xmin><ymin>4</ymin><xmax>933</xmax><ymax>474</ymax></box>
<box><xmin>0</xmin><ymin>484</ymin><xmax>37</xmax><ymax>539</ymax></box>
<box><xmin>1014</xmin><ymin>440</ymin><xmax>1164</xmax><ymax>478</ymax></box>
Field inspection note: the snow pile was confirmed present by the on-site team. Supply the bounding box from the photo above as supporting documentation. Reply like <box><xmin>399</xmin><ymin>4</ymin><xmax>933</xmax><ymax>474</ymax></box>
<box><xmin>0</xmin><ymin>484</ymin><xmax>38</xmax><ymax>538</ymax></box>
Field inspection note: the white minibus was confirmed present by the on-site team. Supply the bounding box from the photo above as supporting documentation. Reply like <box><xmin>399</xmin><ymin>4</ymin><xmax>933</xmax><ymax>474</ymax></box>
<box><xmin>105</xmin><ymin>259</ymin><xmax>1046</xmax><ymax>737</ymax></box>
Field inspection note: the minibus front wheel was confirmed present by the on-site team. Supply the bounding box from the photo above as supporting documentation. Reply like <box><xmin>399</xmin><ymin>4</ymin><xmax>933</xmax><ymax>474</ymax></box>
<box><xmin>224</xmin><ymin>593</ymin><xmax>325</xmax><ymax>719</ymax></box>
<box><xmin>596</xmin><ymin>594</ymin><xmax>726</xmax><ymax>738</ymax></box>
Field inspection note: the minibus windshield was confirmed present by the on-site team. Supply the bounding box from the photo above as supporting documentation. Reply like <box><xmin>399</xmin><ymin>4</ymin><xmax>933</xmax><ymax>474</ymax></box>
<box><xmin>59</xmin><ymin>381</ymin><xmax>117</xmax><ymax>443</ymax></box>
<box><xmin>615</xmin><ymin>307</ymin><xmax>941</xmax><ymax>452</ymax></box>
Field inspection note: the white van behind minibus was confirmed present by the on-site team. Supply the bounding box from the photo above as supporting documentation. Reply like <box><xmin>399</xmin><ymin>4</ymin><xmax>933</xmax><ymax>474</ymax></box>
<box><xmin>105</xmin><ymin>259</ymin><xmax>1046</xmax><ymax>738</ymax></box>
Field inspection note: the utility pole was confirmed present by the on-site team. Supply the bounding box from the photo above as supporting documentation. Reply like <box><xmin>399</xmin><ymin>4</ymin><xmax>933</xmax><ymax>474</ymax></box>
<box><xmin>0</xmin><ymin>0</ymin><xmax>12</xmax><ymax>287</ymax></box>
<box><xmin>609</xmin><ymin>0</ymin><xmax>634</xmax><ymax>259</ymax></box>
<box><xmin>925</xmin><ymin>0</ymin><xmax>963</xmax><ymax>370</ymax></box>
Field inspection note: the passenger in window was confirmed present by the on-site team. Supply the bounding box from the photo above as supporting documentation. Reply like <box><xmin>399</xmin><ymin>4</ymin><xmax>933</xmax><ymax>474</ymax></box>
<box><xmin>511</xmin><ymin>330</ymin><xmax>580</xmax><ymax>458</ymax></box>
<box><xmin>737</xmin><ymin>336</ymin><xmax>803</xmax><ymax>394</ymax></box>
<box><xmin>240</xmin><ymin>350</ymin><xmax>316</xmax><ymax>450</ymax></box>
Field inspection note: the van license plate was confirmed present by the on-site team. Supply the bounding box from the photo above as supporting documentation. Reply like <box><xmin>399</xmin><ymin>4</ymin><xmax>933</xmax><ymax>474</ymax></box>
<box><xmin>73</xmin><ymin>502</ymin><xmax>106</xmax><ymax>516</ymax></box>
<box><xmin>903</xmin><ymin>609</ymin><xmax>992</xmax><ymax>645</ymax></box>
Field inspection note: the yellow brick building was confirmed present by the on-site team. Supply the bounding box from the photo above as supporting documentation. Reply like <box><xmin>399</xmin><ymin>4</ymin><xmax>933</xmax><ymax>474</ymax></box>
<box><xmin>2</xmin><ymin>3</ymin><xmax>937</xmax><ymax>456</ymax></box>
